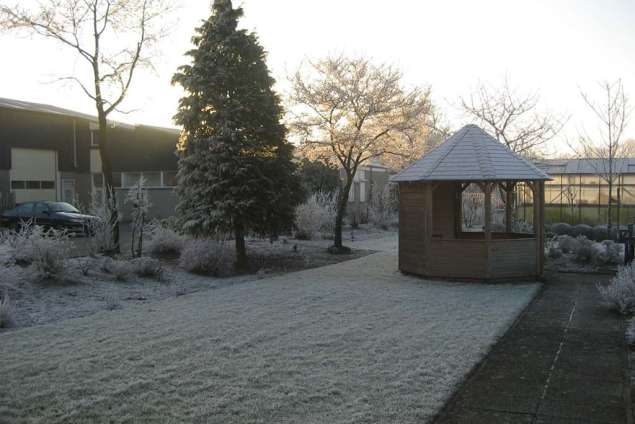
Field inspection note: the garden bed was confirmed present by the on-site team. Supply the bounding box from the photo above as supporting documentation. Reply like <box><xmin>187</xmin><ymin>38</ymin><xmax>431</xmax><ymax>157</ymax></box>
<box><xmin>0</xmin><ymin>238</ymin><xmax>372</xmax><ymax>330</ymax></box>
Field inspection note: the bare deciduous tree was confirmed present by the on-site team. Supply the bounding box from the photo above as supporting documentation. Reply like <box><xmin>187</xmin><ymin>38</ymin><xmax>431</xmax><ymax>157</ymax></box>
<box><xmin>572</xmin><ymin>79</ymin><xmax>631</xmax><ymax>232</ymax></box>
<box><xmin>0</xmin><ymin>0</ymin><xmax>173</xmax><ymax>251</ymax></box>
<box><xmin>289</xmin><ymin>56</ymin><xmax>434</xmax><ymax>250</ymax></box>
<box><xmin>461</xmin><ymin>77</ymin><xmax>565</xmax><ymax>155</ymax></box>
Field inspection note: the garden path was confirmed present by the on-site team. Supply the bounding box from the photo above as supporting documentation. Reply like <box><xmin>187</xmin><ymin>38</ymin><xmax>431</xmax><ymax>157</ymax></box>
<box><xmin>435</xmin><ymin>272</ymin><xmax>630</xmax><ymax>424</ymax></box>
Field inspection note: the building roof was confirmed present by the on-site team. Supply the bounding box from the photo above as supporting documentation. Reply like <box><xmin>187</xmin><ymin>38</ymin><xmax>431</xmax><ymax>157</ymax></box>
<box><xmin>535</xmin><ymin>158</ymin><xmax>635</xmax><ymax>175</ymax></box>
<box><xmin>0</xmin><ymin>97</ymin><xmax>180</xmax><ymax>134</ymax></box>
<box><xmin>391</xmin><ymin>124</ymin><xmax>550</xmax><ymax>182</ymax></box>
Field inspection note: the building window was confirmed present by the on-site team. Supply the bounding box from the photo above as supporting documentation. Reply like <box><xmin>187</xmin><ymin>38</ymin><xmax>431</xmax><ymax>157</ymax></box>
<box><xmin>90</xmin><ymin>130</ymin><xmax>99</xmax><ymax>147</ymax></box>
<box><xmin>122</xmin><ymin>172</ymin><xmax>141</xmax><ymax>188</ymax></box>
<box><xmin>359</xmin><ymin>181</ymin><xmax>366</xmax><ymax>202</ymax></box>
<box><xmin>144</xmin><ymin>172</ymin><xmax>162</xmax><ymax>187</ymax></box>
<box><xmin>112</xmin><ymin>172</ymin><xmax>122</xmax><ymax>188</ymax></box>
<box><xmin>26</xmin><ymin>181</ymin><xmax>41</xmax><ymax>189</ymax></box>
<box><xmin>11</xmin><ymin>181</ymin><xmax>25</xmax><ymax>190</ymax></box>
<box><xmin>164</xmin><ymin>171</ymin><xmax>177</xmax><ymax>187</ymax></box>
<box><xmin>41</xmin><ymin>181</ymin><xmax>55</xmax><ymax>189</ymax></box>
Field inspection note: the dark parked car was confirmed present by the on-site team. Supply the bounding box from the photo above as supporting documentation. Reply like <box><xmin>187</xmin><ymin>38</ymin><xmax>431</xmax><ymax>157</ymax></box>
<box><xmin>0</xmin><ymin>201</ymin><xmax>98</xmax><ymax>235</ymax></box>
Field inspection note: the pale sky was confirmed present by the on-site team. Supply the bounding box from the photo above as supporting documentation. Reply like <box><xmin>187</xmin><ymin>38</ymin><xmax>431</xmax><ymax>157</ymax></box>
<box><xmin>1</xmin><ymin>0</ymin><xmax>634</xmax><ymax>154</ymax></box>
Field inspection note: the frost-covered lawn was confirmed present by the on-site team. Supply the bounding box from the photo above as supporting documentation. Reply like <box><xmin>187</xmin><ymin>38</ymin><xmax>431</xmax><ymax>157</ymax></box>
<box><xmin>0</xmin><ymin>252</ymin><xmax>539</xmax><ymax>423</ymax></box>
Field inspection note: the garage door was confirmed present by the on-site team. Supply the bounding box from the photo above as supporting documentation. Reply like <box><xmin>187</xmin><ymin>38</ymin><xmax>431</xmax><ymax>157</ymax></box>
<box><xmin>10</xmin><ymin>148</ymin><xmax>57</xmax><ymax>203</ymax></box>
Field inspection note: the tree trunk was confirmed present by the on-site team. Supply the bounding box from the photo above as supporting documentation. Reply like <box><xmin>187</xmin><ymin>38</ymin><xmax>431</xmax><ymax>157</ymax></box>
<box><xmin>97</xmin><ymin>111</ymin><xmax>120</xmax><ymax>253</ymax></box>
<box><xmin>234</xmin><ymin>220</ymin><xmax>248</xmax><ymax>270</ymax></box>
<box><xmin>608</xmin><ymin>179</ymin><xmax>613</xmax><ymax>236</ymax></box>
<box><xmin>333</xmin><ymin>175</ymin><xmax>353</xmax><ymax>249</ymax></box>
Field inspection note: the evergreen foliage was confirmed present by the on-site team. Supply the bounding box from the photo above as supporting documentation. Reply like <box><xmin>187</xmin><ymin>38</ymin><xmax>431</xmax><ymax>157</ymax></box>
<box><xmin>297</xmin><ymin>158</ymin><xmax>340</xmax><ymax>197</ymax></box>
<box><xmin>173</xmin><ymin>0</ymin><xmax>302</xmax><ymax>269</ymax></box>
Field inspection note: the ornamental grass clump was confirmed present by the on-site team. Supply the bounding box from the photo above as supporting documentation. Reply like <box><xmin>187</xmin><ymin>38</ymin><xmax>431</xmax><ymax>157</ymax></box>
<box><xmin>597</xmin><ymin>263</ymin><xmax>635</xmax><ymax>315</ymax></box>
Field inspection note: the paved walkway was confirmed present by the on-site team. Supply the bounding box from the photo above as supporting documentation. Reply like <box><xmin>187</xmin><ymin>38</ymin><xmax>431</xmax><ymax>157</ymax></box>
<box><xmin>435</xmin><ymin>272</ymin><xmax>630</xmax><ymax>424</ymax></box>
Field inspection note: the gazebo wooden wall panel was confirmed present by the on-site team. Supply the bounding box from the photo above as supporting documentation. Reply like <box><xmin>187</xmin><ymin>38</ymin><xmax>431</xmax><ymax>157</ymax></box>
<box><xmin>425</xmin><ymin>240</ymin><xmax>487</xmax><ymax>279</ymax></box>
<box><xmin>488</xmin><ymin>239</ymin><xmax>537</xmax><ymax>278</ymax></box>
<box><xmin>398</xmin><ymin>182</ymin><xmax>428</xmax><ymax>276</ymax></box>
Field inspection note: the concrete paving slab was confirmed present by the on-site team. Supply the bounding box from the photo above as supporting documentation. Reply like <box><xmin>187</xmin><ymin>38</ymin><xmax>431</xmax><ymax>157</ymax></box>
<box><xmin>433</xmin><ymin>272</ymin><xmax>629</xmax><ymax>424</ymax></box>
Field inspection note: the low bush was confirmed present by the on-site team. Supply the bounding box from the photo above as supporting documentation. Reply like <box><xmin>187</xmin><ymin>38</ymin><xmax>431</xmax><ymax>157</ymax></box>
<box><xmin>294</xmin><ymin>192</ymin><xmax>336</xmax><ymax>240</ymax></box>
<box><xmin>179</xmin><ymin>238</ymin><xmax>232</xmax><ymax>276</ymax></box>
<box><xmin>574</xmin><ymin>236</ymin><xmax>594</xmax><ymax>263</ymax></box>
<box><xmin>572</xmin><ymin>224</ymin><xmax>593</xmax><ymax>239</ymax></box>
<box><xmin>100</xmin><ymin>258</ymin><xmax>133</xmax><ymax>281</ymax></box>
<box><xmin>591</xmin><ymin>225</ymin><xmax>618</xmax><ymax>242</ymax></box>
<box><xmin>547</xmin><ymin>246</ymin><xmax>563</xmax><ymax>259</ymax></box>
<box><xmin>145</xmin><ymin>222</ymin><xmax>185</xmax><ymax>256</ymax></box>
<box><xmin>551</xmin><ymin>222</ymin><xmax>573</xmax><ymax>236</ymax></box>
<box><xmin>597</xmin><ymin>263</ymin><xmax>635</xmax><ymax>315</ymax></box>
<box><xmin>131</xmin><ymin>257</ymin><xmax>163</xmax><ymax>279</ymax></box>
<box><xmin>6</xmin><ymin>222</ymin><xmax>71</xmax><ymax>282</ymax></box>
<box><xmin>556</xmin><ymin>235</ymin><xmax>580</xmax><ymax>254</ymax></box>
<box><xmin>368</xmin><ymin>184</ymin><xmax>398</xmax><ymax>230</ymax></box>
<box><xmin>0</xmin><ymin>291</ymin><xmax>15</xmax><ymax>328</ymax></box>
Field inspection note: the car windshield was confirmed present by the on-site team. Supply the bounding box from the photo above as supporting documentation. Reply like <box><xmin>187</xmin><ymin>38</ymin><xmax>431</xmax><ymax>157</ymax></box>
<box><xmin>48</xmin><ymin>202</ymin><xmax>80</xmax><ymax>213</ymax></box>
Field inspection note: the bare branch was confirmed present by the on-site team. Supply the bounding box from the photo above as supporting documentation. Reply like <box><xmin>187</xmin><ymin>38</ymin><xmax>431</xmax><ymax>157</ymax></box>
<box><xmin>461</xmin><ymin>77</ymin><xmax>566</xmax><ymax>155</ymax></box>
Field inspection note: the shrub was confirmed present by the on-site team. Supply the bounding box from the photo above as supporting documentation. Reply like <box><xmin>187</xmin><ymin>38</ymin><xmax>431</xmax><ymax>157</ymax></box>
<box><xmin>179</xmin><ymin>238</ymin><xmax>231</xmax><ymax>276</ymax></box>
<box><xmin>145</xmin><ymin>221</ymin><xmax>185</xmax><ymax>256</ymax></box>
<box><xmin>0</xmin><ymin>291</ymin><xmax>15</xmax><ymax>328</ymax></box>
<box><xmin>597</xmin><ymin>263</ymin><xmax>635</xmax><ymax>315</ymax></box>
<box><xmin>6</xmin><ymin>222</ymin><xmax>71</xmax><ymax>282</ymax></box>
<box><xmin>556</xmin><ymin>235</ymin><xmax>580</xmax><ymax>254</ymax></box>
<box><xmin>294</xmin><ymin>192</ymin><xmax>336</xmax><ymax>240</ymax></box>
<box><xmin>548</xmin><ymin>246</ymin><xmax>563</xmax><ymax>259</ymax></box>
<box><xmin>368</xmin><ymin>184</ymin><xmax>398</xmax><ymax>230</ymax></box>
<box><xmin>589</xmin><ymin>240</ymin><xmax>622</xmax><ymax>266</ymax></box>
<box><xmin>86</xmin><ymin>192</ymin><xmax>120</xmax><ymax>255</ymax></box>
<box><xmin>574</xmin><ymin>236</ymin><xmax>594</xmax><ymax>263</ymax></box>
<box><xmin>131</xmin><ymin>257</ymin><xmax>163</xmax><ymax>279</ymax></box>
<box><xmin>100</xmin><ymin>258</ymin><xmax>133</xmax><ymax>281</ymax></box>
<box><xmin>572</xmin><ymin>224</ymin><xmax>593</xmax><ymax>239</ymax></box>
<box><xmin>591</xmin><ymin>225</ymin><xmax>609</xmax><ymax>242</ymax></box>
<box><xmin>551</xmin><ymin>222</ymin><xmax>573</xmax><ymax>236</ymax></box>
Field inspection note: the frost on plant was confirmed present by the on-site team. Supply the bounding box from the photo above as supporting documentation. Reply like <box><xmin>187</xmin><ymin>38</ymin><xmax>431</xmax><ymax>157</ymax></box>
<box><xmin>179</xmin><ymin>238</ymin><xmax>231</xmax><ymax>276</ymax></box>
<box><xmin>86</xmin><ymin>191</ymin><xmax>120</xmax><ymax>255</ymax></box>
<box><xmin>100</xmin><ymin>258</ymin><xmax>133</xmax><ymax>282</ymax></box>
<box><xmin>145</xmin><ymin>221</ymin><xmax>185</xmax><ymax>256</ymax></box>
<box><xmin>597</xmin><ymin>263</ymin><xmax>635</xmax><ymax>315</ymax></box>
<box><xmin>368</xmin><ymin>184</ymin><xmax>398</xmax><ymax>230</ymax></box>
<box><xmin>294</xmin><ymin>192</ymin><xmax>337</xmax><ymax>240</ymax></box>
<box><xmin>131</xmin><ymin>257</ymin><xmax>163</xmax><ymax>279</ymax></box>
<box><xmin>0</xmin><ymin>291</ymin><xmax>15</xmax><ymax>328</ymax></box>
<box><xmin>5</xmin><ymin>221</ymin><xmax>70</xmax><ymax>282</ymax></box>
<box><xmin>126</xmin><ymin>177</ymin><xmax>151</xmax><ymax>258</ymax></box>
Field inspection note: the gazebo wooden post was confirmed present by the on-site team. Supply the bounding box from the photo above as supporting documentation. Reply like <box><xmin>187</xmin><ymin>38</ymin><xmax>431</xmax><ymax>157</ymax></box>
<box><xmin>423</xmin><ymin>182</ymin><xmax>434</xmax><ymax>269</ymax></box>
<box><xmin>504</xmin><ymin>182</ymin><xmax>515</xmax><ymax>233</ymax></box>
<box><xmin>482</xmin><ymin>182</ymin><xmax>492</xmax><ymax>241</ymax></box>
<box><xmin>531</xmin><ymin>181</ymin><xmax>545</xmax><ymax>277</ymax></box>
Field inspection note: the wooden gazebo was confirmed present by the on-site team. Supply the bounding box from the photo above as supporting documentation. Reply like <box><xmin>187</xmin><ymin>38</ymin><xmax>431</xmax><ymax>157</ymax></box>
<box><xmin>391</xmin><ymin>124</ymin><xmax>550</xmax><ymax>281</ymax></box>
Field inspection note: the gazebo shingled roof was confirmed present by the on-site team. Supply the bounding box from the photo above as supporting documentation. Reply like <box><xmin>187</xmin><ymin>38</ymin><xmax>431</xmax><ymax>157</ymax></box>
<box><xmin>391</xmin><ymin>124</ymin><xmax>550</xmax><ymax>182</ymax></box>
<box><xmin>392</xmin><ymin>124</ymin><xmax>548</xmax><ymax>282</ymax></box>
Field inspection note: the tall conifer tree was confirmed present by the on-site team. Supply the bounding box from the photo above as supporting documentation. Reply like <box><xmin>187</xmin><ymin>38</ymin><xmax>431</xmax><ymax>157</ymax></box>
<box><xmin>173</xmin><ymin>0</ymin><xmax>302</xmax><ymax>269</ymax></box>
